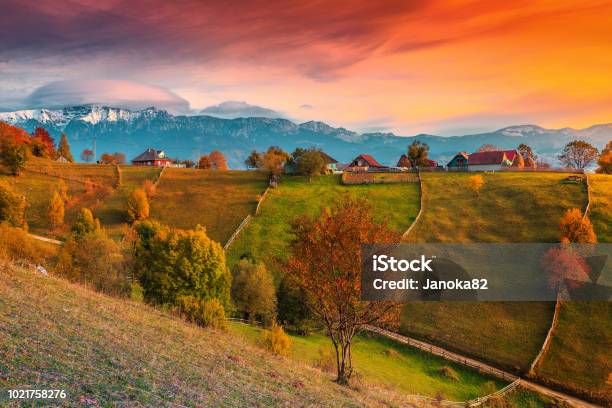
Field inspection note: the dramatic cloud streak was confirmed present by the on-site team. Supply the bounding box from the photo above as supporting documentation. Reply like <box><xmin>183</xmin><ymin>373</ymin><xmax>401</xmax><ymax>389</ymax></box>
<box><xmin>26</xmin><ymin>80</ymin><xmax>190</xmax><ymax>112</ymax></box>
<box><xmin>1</xmin><ymin>0</ymin><xmax>611</xmax><ymax>133</ymax></box>
<box><xmin>201</xmin><ymin>101</ymin><xmax>282</xmax><ymax>119</ymax></box>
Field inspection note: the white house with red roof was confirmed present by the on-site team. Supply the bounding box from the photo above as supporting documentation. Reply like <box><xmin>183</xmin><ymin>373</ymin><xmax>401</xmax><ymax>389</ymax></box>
<box><xmin>467</xmin><ymin>150</ymin><xmax>518</xmax><ymax>172</ymax></box>
<box><xmin>131</xmin><ymin>148</ymin><xmax>173</xmax><ymax>167</ymax></box>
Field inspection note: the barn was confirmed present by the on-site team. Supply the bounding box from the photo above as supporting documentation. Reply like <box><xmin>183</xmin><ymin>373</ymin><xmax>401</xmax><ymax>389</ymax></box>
<box><xmin>467</xmin><ymin>150</ymin><xmax>518</xmax><ymax>172</ymax></box>
<box><xmin>131</xmin><ymin>149</ymin><xmax>173</xmax><ymax>167</ymax></box>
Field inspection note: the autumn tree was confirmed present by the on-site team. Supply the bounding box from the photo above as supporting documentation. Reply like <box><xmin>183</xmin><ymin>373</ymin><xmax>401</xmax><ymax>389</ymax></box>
<box><xmin>30</xmin><ymin>127</ymin><xmax>56</xmax><ymax>158</ymax></box>
<box><xmin>468</xmin><ymin>174</ymin><xmax>484</xmax><ymax>195</ymax></box>
<box><xmin>71</xmin><ymin>208</ymin><xmax>101</xmax><ymax>240</ymax></box>
<box><xmin>100</xmin><ymin>152</ymin><xmax>126</xmax><ymax>164</ymax></box>
<box><xmin>209</xmin><ymin>150</ymin><xmax>228</xmax><ymax>170</ymax></box>
<box><xmin>259</xmin><ymin>146</ymin><xmax>290</xmax><ymax>176</ymax></box>
<box><xmin>0</xmin><ymin>181</ymin><xmax>27</xmax><ymax>228</ymax></box>
<box><xmin>81</xmin><ymin>149</ymin><xmax>94</xmax><ymax>163</ymax></box>
<box><xmin>559</xmin><ymin>208</ymin><xmax>597</xmax><ymax>244</ymax></box>
<box><xmin>0</xmin><ymin>142</ymin><xmax>29</xmax><ymax>176</ymax></box>
<box><xmin>278</xmin><ymin>273</ymin><xmax>315</xmax><ymax>334</ymax></box>
<box><xmin>596</xmin><ymin>141</ymin><xmax>612</xmax><ymax>174</ymax></box>
<box><xmin>198</xmin><ymin>155</ymin><xmax>212</xmax><ymax>169</ymax></box>
<box><xmin>127</xmin><ymin>188</ymin><xmax>150</xmax><ymax>222</ymax></box>
<box><xmin>517</xmin><ymin>143</ymin><xmax>537</xmax><ymax>161</ymax></box>
<box><xmin>511</xmin><ymin>153</ymin><xmax>525</xmax><ymax>168</ymax></box>
<box><xmin>286</xmin><ymin>196</ymin><xmax>400</xmax><ymax>384</ymax></box>
<box><xmin>559</xmin><ymin>140</ymin><xmax>598</xmax><ymax>169</ymax></box>
<box><xmin>407</xmin><ymin>140</ymin><xmax>429</xmax><ymax>167</ymax></box>
<box><xmin>133</xmin><ymin>221</ymin><xmax>232</xmax><ymax>308</ymax></box>
<box><xmin>231</xmin><ymin>259</ymin><xmax>276</xmax><ymax>323</ymax></box>
<box><xmin>476</xmin><ymin>144</ymin><xmax>501</xmax><ymax>152</ymax></box>
<box><xmin>57</xmin><ymin>133</ymin><xmax>74</xmax><ymax>162</ymax></box>
<box><xmin>47</xmin><ymin>191</ymin><xmax>65</xmax><ymax>229</ymax></box>
<box><xmin>296</xmin><ymin>148</ymin><xmax>325</xmax><ymax>181</ymax></box>
<box><xmin>245</xmin><ymin>150</ymin><xmax>262</xmax><ymax>169</ymax></box>
<box><xmin>541</xmin><ymin>247</ymin><xmax>590</xmax><ymax>291</ymax></box>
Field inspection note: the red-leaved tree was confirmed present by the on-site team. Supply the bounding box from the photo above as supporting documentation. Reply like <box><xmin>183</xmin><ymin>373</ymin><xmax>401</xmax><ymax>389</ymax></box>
<box><xmin>287</xmin><ymin>195</ymin><xmax>400</xmax><ymax>385</ymax></box>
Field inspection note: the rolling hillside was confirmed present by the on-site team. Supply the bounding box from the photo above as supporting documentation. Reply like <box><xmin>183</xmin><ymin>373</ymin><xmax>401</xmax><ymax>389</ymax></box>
<box><xmin>150</xmin><ymin>168</ymin><xmax>268</xmax><ymax>245</ymax></box>
<box><xmin>0</xmin><ymin>262</ymin><xmax>551</xmax><ymax>407</ymax></box>
<box><xmin>226</xmin><ymin>174</ymin><xmax>420</xmax><ymax>278</ymax></box>
<box><xmin>401</xmin><ymin>173</ymin><xmax>586</xmax><ymax>367</ymax></box>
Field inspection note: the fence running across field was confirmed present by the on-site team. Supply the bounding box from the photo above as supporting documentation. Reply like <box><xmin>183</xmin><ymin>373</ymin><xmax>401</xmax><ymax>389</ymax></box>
<box><xmin>401</xmin><ymin>169</ymin><xmax>423</xmax><ymax>240</ymax></box>
<box><xmin>223</xmin><ymin>215</ymin><xmax>252</xmax><ymax>251</ymax></box>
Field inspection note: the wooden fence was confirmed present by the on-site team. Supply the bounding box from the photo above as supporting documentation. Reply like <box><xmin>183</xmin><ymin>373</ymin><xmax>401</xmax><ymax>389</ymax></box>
<box><xmin>402</xmin><ymin>170</ymin><xmax>423</xmax><ymax>240</ymax></box>
<box><xmin>223</xmin><ymin>215</ymin><xmax>252</xmax><ymax>251</ymax></box>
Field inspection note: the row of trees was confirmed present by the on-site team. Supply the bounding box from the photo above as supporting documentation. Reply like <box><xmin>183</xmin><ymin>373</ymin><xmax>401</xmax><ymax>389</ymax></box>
<box><xmin>0</xmin><ymin>123</ymin><xmax>75</xmax><ymax>175</ymax></box>
<box><xmin>245</xmin><ymin>146</ymin><xmax>330</xmax><ymax>180</ymax></box>
<box><xmin>198</xmin><ymin>150</ymin><xmax>228</xmax><ymax>170</ymax></box>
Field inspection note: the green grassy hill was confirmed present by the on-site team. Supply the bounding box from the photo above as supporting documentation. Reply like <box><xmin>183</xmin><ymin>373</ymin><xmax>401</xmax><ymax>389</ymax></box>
<box><xmin>399</xmin><ymin>172</ymin><xmax>586</xmax><ymax>371</ymax></box>
<box><xmin>150</xmin><ymin>168</ymin><xmax>268</xmax><ymax>245</ymax></box>
<box><xmin>0</xmin><ymin>262</ymin><xmax>551</xmax><ymax>407</ymax></box>
<box><xmin>226</xmin><ymin>174</ymin><xmax>420</xmax><ymax>277</ymax></box>
<box><xmin>532</xmin><ymin>174</ymin><xmax>612</xmax><ymax>404</ymax></box>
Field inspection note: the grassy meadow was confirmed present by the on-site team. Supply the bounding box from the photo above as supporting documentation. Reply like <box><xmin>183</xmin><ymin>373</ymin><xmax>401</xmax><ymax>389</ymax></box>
<box><xmin>532</xmin><ymin>173</ymin><xmax>612</xmax><ymax>404</ymax></box>
<box><xmin>226</xmin><ymin>174</ymin><xmax>420</xmax><ymax>278</ymax></box>
<box><xmin>26</xmin><ymin>159</ymin><xmax>119</xmax><ymax>188</ymax></box>
<box><xmin>399</xmin><ymin>172</ymin><xmax>588</xmax><ymax>373</ymax></box>
<box><xmin>0</xmin><ymin>261</ymin><xmax>550</xmax><ymax>408</ymax></box>
<box><xmin>150</xmin><ymin>168</ymin><xmax>268</xmax><ymax>245</ymax></box>
<box><xmin>230</xmin><ymin>322</ymin><xmax>531</xmax><ymax>403</ymax></box>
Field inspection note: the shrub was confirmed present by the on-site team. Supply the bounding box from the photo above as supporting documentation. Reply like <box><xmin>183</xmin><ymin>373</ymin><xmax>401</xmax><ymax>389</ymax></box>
<box><xmin>142</xmin><ymin>179</ymin><xmax>156</xmax><ymax>198</ymax></box>
<box><xmin>56</xmin><ymin>230</ymin><xmax>129</xmax><ymax>297</ymax></box>
<box><xmin>438</xmin><ymin>365</ymin><xmax>459</xmax><ymax>382</ymax></box>
<box><xmin>133</xmin><ymin>221</ymin><xmax>232</xmax><ymax>308</ymax></box>
<box><xmin>177</xmin><ymin>295</ymin><xmax>227</xmax><ymax>329</ymax></box>
<box><xmin>201</xmin><ymin>298</ymin><xmax>227</xmax><ymax>329</ymax></box>
<box><xmin>277</xmin><ymin>274</ymin><xmax>316</xmax><ymax>334</ymax></box>
<box><xmin>558</xmin><ymin>208</ymin><xmax>597</xmax><ymax>243</ymax></box>
<box><xmin>262</xmin><ymin>321</ymin><xmax>291</xmax><ymax>356</ymax></box>
<box><xmin>57</xmin><ymin>179</ymin><xmax>70</xmax><ymax>202</ymax></box>
<box><xmin>0</xmin><ymin>142</ymin><xmax>29</xmax><ymax>176</ymax></box>
<box><xmin>0</xmin><ymin>181</ymin><xmax>27</xmax><ymax>229</ymax></box>
<box><xmin>468</xmin><ymin>174</ymin><xmax>484</xmax><ymax>195</ymax></box>
<box><xmin>47</xmin><ymin>191</ymin><xmax>65</xmax><ymax>229</ymax></box>
<box><xmin>315</xmin><ymin>346</ymin><xmax>336</xmax><ymax>373</ymax></box>
<box><xmin>231</xmin><ymin>259</ymin><xmax>276</xmax><ymax>324</ymax></box>
<box><xmin>71</xmin><ymin>208</ymin><xmax>100</xmax><ymax>240</ymax></box>
<box><xmin>0</xmin><ymin>224</ymin><xmax>54</xmax><ymax>264</ymax></box>
<box><xmin>127</xmin><ymin>188</ymin><xmax>149</xmax><ymax>222</ymax></box>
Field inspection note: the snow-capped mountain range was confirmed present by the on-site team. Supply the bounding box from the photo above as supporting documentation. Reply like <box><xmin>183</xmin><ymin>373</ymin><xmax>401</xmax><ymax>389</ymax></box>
<box><xmin>1</xmin><ymin>105</ymin><xmax>610</xmax><ymax>167</ymax></box>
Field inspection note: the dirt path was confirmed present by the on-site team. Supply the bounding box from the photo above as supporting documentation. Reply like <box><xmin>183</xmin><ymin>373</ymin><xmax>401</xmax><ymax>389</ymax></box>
<box><xmin>364</xmin><ymin>325</ymin><xmax>602</xmax><ymax>408</ymax></box>
<box><xmin>28</xmin><ymin>233</ymin><xmax>63</xmax><ymax>246</ymax></box>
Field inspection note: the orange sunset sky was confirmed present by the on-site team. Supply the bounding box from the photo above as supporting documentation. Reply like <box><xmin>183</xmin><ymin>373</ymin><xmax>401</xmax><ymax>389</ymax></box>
<box><xmin>2</xmin><ymin>0</ymin><xmax>612</xmax><ymax>134</ymax></box>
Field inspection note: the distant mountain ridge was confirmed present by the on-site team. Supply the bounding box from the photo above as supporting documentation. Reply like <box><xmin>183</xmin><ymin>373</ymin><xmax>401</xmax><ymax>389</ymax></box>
<box><xmin>1</xmin><ymin>105</ymin><xmax>610</xmax><ymax>167</ymax></box>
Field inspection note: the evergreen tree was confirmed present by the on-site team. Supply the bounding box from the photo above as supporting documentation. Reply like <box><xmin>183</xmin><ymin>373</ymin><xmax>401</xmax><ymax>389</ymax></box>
<box><xmin>57</xmin><ymin>133</ymin><xmax>74</xmax><ymax>162</ymax></box>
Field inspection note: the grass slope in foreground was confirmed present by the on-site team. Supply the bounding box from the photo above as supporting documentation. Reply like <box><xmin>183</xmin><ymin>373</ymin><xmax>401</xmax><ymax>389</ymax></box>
<box><xmin>94</xmin><ymin>166</ymin><xmax>161</xmax><ymax>240</ymax></box>
<box><xmin>534</xmin><ymin>174</ymin><xmax>612</xmax><ymax>404</ymax></box>
<box><xmin>231</xmin><ymin>323</ymin><xmax>552</xmax><ymax>405</ymax></box>
<box><xmin>0</xmin><ymin>263</ymin><xmax>404</xmax><ymax>407</ymax></box>
<box><xmin>401</xmin><ymin>172</ymin><xmax>587</xmax><ymax>372</ymax></box>
<box><xmin>227</xmin><ymin>174</ymin><xmax>419</xmax><ymax>276</ymax></box>
<box><xmin>0</xmin><ymin>263</ymin><xmax>552</xmax><ymax>407</ymax></box>
<box><xmin>150</xmin><ymin>168</ymin><xmax>267</xmax><ymax>245</ymax></box>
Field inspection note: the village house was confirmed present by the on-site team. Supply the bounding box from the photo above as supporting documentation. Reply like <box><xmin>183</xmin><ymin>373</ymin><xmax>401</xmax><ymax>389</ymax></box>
<box><xmin>131</xmin><ymin>148</ymin><xmax>173</xmax><ymax>167</ymax></box>
<box><xmin>320</xmin><ymin>152</ymin><xmax>340</xmax><ymax>173</ymax></box>
<box><xmin>467</xmin><ymin>150</ymin><xmax>518</xmax><ymax>172</ymax></box>
<box><xmin>345</xmin><ymin>154</ymin><xmax>388</xmax><ymax>172</ymax></box>
<box><xmin>446</xmin><ymin>152</ymin><xmax>469</xmax><ymax>170</ymax></box>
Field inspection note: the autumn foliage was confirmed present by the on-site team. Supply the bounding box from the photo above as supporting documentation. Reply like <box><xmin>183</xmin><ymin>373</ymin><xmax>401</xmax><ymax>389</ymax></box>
<box><xmin>541</xmin><ymin>246</ymin><xmax>590</xmax><ymax>290</ymax></box>
<box><xmin>47</xmin><ymin>191</ymin><xmax>65</xmax><ymax>229</ymax></box>
<box><xmin>286</xmin><ymin>195</ymin><xmax>400</xmax><ymax>384</ymax></box>
<box><xmin>209</xmin><ymin>150</ymin><xmax>228</xmax><ymax>170</ymax></box>
<box><xmin>558</xmin><ymin>208</ymin><xmax>597</xmax><ymax>244</ymax></box>
<box><xmin>468</xmin><ymin>174</ymin><xmax>484</xmax><ymax>195</ymax></box>
<box><xmin>127</xmin><ymin>188</ymin><xmax>150</xmax><ymax>222</ymax></box>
